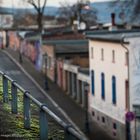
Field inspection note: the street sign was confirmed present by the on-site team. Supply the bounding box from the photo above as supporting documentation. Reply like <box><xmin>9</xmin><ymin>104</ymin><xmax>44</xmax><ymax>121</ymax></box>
<box><xmin>125</xmin><ymin>112</ymin><xmax>135</xmax><ymax>122</ymax></box>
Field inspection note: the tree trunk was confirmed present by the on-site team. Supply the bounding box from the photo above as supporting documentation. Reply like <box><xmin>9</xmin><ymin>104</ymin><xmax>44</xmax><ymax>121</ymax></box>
<box><xmin>37</xmin><ymin>12</ymin><xmax>43</xmax><ymax>32</ymax></box>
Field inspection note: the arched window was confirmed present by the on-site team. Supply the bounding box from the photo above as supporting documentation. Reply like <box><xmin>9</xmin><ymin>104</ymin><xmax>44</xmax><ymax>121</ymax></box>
<box><xmin>112</xmin><ymin>76</ymin><xmax>116</xmax><ymax>104</ymax></box>
<box><xmin>101</xmin><ymin>73</ymin><xmax>105</xmax><ymax>100</ymax></box>
<box><xmin>91</xmin><ymin>70</ymin><xmax>95</xmax><ymax>95</ymax></box>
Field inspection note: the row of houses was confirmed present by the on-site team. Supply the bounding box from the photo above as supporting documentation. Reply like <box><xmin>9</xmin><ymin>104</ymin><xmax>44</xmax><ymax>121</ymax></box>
<box><xmin>6</xmin><ymin>27</ymin><xmax>140</xmax><ymax>140</ymax></box>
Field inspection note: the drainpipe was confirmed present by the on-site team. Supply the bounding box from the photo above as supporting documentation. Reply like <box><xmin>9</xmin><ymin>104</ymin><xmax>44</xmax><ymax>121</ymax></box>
<box><xmin>121</xmin><ymin>36</ymin><xmax>131</xmax><ymax>140</ymax></box>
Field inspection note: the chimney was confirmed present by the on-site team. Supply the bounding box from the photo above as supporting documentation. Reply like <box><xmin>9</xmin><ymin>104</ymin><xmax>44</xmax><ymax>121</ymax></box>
<box><xmin>109</xmin><ymin>13</ymin><xmax>117</xmax><ymax>31</ymax></box>
<box><xmin>111</xmin><ymin>13</ymin><xmax>115</xmax><ymax>26</ymax></box>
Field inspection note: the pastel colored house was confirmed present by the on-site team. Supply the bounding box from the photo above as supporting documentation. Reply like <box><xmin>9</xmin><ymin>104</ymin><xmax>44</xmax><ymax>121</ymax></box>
<box><xmin>63</xmin><ymin>63</ymin><xmax>90</xmax><ymax>107</ymax></box>
<box><xmin>42</xmin><ymin>39</ymin><xmax>89</xmax><ymax>83</ymax></box>
<box><xmin>86</xmin><ymin>30</ymin><xmax>140</xmax><ymax>140</ymax></box>
<box><xmin>8</xmin><ymin>31</ymin><xmax>20</xmax><ymax>50</ymax></box>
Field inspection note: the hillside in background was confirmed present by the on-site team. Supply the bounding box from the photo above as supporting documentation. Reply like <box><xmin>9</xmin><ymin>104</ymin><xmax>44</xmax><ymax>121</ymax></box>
<box><xmin>90</xmin><ymin>1</ymin><xmax>134</xmax><ymax>24</ymax></box>
<box><xmin>0</xmin><ymin>6</ymin><xmax>58</xmax><ymax>16</ymax></box>
<box><xmin>0</xmin><ymin>1</ymin><xmax>137</xmax><ymax>25</ymax></box>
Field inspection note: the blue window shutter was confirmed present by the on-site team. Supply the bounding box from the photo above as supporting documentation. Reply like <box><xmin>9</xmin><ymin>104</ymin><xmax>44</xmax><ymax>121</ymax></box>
<box><xmin>91</xmin><ymin>70</ymin><xmax>95</xmax><ymax>95</ymax></box>
<box><xmin>101</xmin><ymin>73</ymin><xmax>105</xmax><ymax>100</ymax></box>
<box><xmin>112</xmin><ymin>76</ymin><xmax>116</xmax><ymax>104</ymax></box>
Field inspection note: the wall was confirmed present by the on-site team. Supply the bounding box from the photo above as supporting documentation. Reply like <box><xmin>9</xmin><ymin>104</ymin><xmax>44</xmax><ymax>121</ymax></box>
<box><xmin>126</xmin><ymin>38</ymin><xmax>140</xmax><ymax>140</ymax></box>
<box><xmin>89</xmin><ymin>40</ymin><xmax>128</xmax><ymax>139</ymax></box>
<box><xmin>56</xmin><ymin>59</ymin><xmax>64</xmax><ymax>88</ymax></box>
<box><xmin>71</xmin><ymin>56</ymin><xmax>89</xmax><ymax>67</ymax></box>
<box><xmin>42</xmin><ymin>44</ymin><xmax>55</xmax><ymax>81</ymax></box>
<box><xmin>9</xmin><ymin>31</ymin><xmax>20</xmax><ymax>50</ymax></box>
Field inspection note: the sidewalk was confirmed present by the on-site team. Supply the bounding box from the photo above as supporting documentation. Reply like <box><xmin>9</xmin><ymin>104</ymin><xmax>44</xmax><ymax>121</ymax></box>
<box><xmin>4</xmin><ymin>48</ymin><xmax>115</xmax><ymax>140</ymax></box>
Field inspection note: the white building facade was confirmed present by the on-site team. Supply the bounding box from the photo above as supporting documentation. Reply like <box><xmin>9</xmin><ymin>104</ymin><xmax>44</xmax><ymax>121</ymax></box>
<box><xmin>89</xmin><ymin>40</ymin><xmax>128</xmax><ymax>140</ymax></box>
<box><xmin>87</xmin><ymin>31</ymin><xmax>140</xmax><ymax>140</ymax></box>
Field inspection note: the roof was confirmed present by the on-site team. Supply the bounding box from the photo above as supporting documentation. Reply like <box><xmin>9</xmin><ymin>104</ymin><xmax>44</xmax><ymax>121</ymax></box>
<box><xmin>0</xmin><ymin>7</ymin><xmax>13</xmax><ymax>15</ymax></box>
<box><xmin>79</xmin><ymin>68</ymin><xmax>89</xmax><ymax>76</ymax></box>
<box><xmin>85</xmin><ymin>30</ymin><xmax>140</xmax><ymax>43</ymax></box>
<box><xmin>43</xmin><ymin>40</ymin><xmax>88</xmax><ymax>54</ymax></box>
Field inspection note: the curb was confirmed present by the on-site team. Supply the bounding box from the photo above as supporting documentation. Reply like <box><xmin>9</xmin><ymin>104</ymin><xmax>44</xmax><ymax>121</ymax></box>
<box><xmin>3</xmin><ymin>50</ymin><xmax>88</xmax><ymax>139</ymax></box>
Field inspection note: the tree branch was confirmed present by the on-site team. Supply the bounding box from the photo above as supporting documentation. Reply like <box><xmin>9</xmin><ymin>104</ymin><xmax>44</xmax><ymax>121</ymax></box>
<box><xmin>28</xmin><ymin>0</ymin><xmax>40</xmax><ymax>13</ymax></box>
<box><xmin>42</xmin><ymin>0</ymin><xmax>47</xmax><ymax>14</ymax></box>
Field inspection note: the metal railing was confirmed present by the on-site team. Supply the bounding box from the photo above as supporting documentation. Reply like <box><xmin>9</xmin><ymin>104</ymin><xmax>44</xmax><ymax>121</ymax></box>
<box><xmin>0</xmin><ymin>71</ymin><xmax>87</xmax><ymax>140</ymax></box>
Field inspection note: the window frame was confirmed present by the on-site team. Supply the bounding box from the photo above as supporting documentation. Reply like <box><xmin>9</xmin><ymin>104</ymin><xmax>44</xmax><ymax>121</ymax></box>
<box><xmin>101</xmin><ymin>73</ymin><xmax>105</xmax><ymax>100</ymax></box>
<box><xmin>91</xmin><ymin>70</ymin><xmax>95</xmax><ymax>95</ymax></box>
<box><xmin>112</xmin><ymin>76</ymin><xmax>116</xmax><ymax>105</ymax></box>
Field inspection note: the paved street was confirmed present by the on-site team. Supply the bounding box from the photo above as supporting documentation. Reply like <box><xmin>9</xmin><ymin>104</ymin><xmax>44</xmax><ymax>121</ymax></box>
<box><xmin>0</xmin><ymin>48</ymin><xmax>115</xmax><ymax>140</ymax></box>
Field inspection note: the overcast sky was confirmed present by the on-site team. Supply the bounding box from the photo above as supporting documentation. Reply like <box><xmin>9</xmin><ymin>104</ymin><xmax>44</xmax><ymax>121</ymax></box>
<box><xmin>1</xmin><ymin>0</ymin><xmax>114</xmax><ymax>8</ymax></box>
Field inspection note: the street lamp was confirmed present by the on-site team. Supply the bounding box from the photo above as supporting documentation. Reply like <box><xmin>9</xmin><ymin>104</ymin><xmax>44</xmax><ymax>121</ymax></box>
<box><xmin>44</xmin><ymin>53</ymin><xmax>49</xmax><ymax>90</ymax></box>
<box><xmin>84</xmin><ymin>82</ymin><xmax>89</xmax><ymax>133</ymax></box>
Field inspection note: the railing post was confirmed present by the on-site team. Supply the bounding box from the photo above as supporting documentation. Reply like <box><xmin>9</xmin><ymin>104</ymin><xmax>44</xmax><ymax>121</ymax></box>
<box><xmin>11</xmin><ymin>81</ymin><xmax>18</xmax><ymax>114</ymax></box>
<box><xmin>23</xmin><ymin>92</ymin><xmax>30</xmax><ymax>129</ymax></box>
<box><xmin>64</xmin><ymin>125</ymin><xmax>78</xmax><ymax>140</ymax></box>
<box><xmin>39</xmin><ymin>105</ymin><xmax>48</xmax><ymax>140</ymax></box>
<box><xmin>2</xmin><ymin>75</ymin><xmax>8</xmax><ymax>103</ymax></box>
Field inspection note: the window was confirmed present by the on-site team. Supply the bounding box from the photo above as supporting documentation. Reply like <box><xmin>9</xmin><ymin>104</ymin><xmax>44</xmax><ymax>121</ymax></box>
<box><xmin>112</xmin><ymin>76</ymin><xmax>116</xmax><ymax>105</ymax></box>
<box><xmin>101</xmin><ymin>73</ymin><xmax>105</xmax><ymax>100</ymax></box>
<box><xmin>91</xmin><ymin>70</ymin><xmax>95</xmax><ymax>95</ymax></box>
<box><xmin>125</xmin><ymin>52</ymin><xmax>128</xmax><ymax>65</ymax></box>
<box><xmin>91</xmin><ymin>47</ymin><xmax>94</xmax><ymax>59</ymax></box>
<box><xmin>101</xmin><ymin>48</ymin><xmax>104</xmax><ymax>60</ymax></box>
<box><xmin>102</xmin><ymin>117</ymin><xmax>105</xmax><ymax>123</ymax></box>
<box><xmin>113</xmin><ymin>123</ymin><xmax>117</xmax><ymax>130</ymax></box>
<box><xmin>112</xmin><ymin>50</ymin><xmax>115</xmax><ymax>63</ymax></box>
<box><xmin>92</xmin><ymin>111</ymin><xmax>95</xmax><ymax>116</ymax></box>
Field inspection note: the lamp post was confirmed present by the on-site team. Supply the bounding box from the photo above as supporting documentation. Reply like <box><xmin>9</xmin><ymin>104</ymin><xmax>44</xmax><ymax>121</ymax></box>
<box><xmin>84</xmin><ymin>82</ymin><xmax>89</xmax><ymax>133</ymax></box>
<box><xmin>44</xmin><ymin>53</ymin><xmax>49</xmax><ymax>90</ymax></box>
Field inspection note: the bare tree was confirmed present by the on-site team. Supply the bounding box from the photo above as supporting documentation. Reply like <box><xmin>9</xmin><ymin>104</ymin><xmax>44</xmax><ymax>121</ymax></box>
<box><xmin>27</xmin><ymin>0</ymin><xmax>47</xmax><ymax>31</ymax></box>
<box><xmin>59</xmin><ymin>0</ymin><xmax>97</xmax><ymax>28</ymax></box>
<box><xmin>133</xmin><ymin>0</ymin><xmax>140</xmax><ymax>15</ymax></box>
<box><xmin>110</xmin><ymin>0</ymin><xmax>138</xmax><ymax>21</ymax></box>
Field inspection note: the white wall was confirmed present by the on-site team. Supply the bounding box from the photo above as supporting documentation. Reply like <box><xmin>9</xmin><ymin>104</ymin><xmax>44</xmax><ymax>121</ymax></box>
<box><xmin>126</xmin><ymin>38</ymin><xmax>140</xmax><ymax>140</ymax></box>
<box><xmin>89</xmin><ymin>40</ymin><xmax>128</xmax><ymax>124</ymax></box>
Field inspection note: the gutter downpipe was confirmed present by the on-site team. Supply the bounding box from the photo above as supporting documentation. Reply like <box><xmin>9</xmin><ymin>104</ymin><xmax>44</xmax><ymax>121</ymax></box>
<box><xmin>121</xmin><ymin>36</ymin><xmax>131</xmax><ymax>140</ymax></box>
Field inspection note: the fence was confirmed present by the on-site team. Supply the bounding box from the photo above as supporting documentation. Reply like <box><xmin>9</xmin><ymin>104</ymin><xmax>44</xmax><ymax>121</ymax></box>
<box><xmin>0</xmin><ymin>71</ymin><xmax>87</xmax><ymax>140</ymax></box>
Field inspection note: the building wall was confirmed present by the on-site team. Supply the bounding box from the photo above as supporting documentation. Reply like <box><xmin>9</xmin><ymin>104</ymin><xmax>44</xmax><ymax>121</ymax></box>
<box><xmin>56</xmin><ymin>59</ymin><xmax>64</xmax><ymax>88</ymax></box>
<box><xmin>63</xmin><ymin>67</ymin><xmax>67</xmax><ymax>91</ymax></box>
<box><xmin>89</xmin><ymin>40</ymin><xmax>128</xmax><ymax>140</ymax></box>
<box><xmin>42</xmin><ymin>44</ymin><xmax>55</xmax><ymax>81</ymax></box>
<box><xmin>126</xmin><ymin>38</ymin><xmax>140</xmax><ymax>140</ymax></box>
<box><xmin>89</xmin><ymin>107</ymin><xmax>125</xmax><ymax>140</ymax></box>
<box><xmin>71</xmin><ymin>56</ymin><xmax>89</xmax><ymax>67</ymax></box>
<box><xmin>0</xmin><ymin>31</ymin><xmax>6</xmax><ymax>48</ymax></box>
<box><xmin>9</xmin><ymin>31</ymin><xmax>20</xmax><ymax>50</ymax></box>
